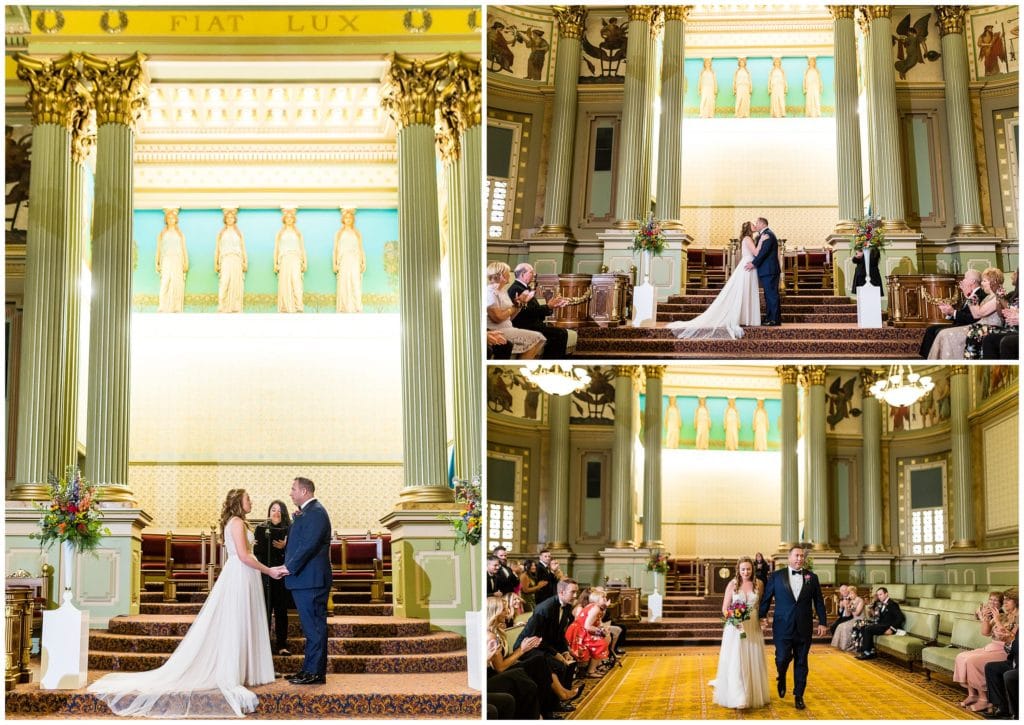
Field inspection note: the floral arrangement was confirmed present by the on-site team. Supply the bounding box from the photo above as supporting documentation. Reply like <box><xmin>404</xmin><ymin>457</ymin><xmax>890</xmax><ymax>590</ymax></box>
<box><xmin>29</xmin><ymin>466</ymin><xmax>110</xmax><ymax>553</ymax></box>
<box><xmin>646</xmin><ymin>552</ymin><xmax>670</xmax><ymax>574</ymax></box>
<box><xmin>631</xmin><ymin>215</ymin><xmax>666</xmax><ymax>256</ymax></box>
<box><xmin>723</xmin><ymin>599</ymin><xmax>751</xmax><ymax>639</ymax></box>
<box><xmin>851</xmin><ymin>216</ymin><xmax>886</xmax><ymax>253</ymax></box>
<box><xmin>443</xmin><ymin>477</ymin><xmax>481</xmax><ymax>547</ymax></box>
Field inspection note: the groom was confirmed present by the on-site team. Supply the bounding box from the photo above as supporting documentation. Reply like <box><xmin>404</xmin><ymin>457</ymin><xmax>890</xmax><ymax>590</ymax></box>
<box><xmin>758</xmin><ymin>546</ymin><xmax>827</xmax><ymax>710</ymax></box>
<box><xmin>276</xmin><ymin>476</ymin><xmax>333</xmax><ymax>685</ymax></box>
<box><xmin>745</xmin><ymin>217</ymin><xmax>782</xmax><ymax>326</ymax></box>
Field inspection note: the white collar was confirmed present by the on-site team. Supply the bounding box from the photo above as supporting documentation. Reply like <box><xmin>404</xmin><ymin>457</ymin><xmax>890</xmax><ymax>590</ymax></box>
<box><xmin>301</xmin><ymin>497</ymin><xmax>318</xmax><ymax>510</ymax></box>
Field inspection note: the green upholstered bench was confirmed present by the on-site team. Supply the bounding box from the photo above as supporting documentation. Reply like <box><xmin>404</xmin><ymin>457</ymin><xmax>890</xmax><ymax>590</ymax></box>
<box><xmin>503</xmin><ymin>623</ymin><xmax>525</xmax><ymax>655</ymax></box>
<box><xmin>878</xmin><ymin>583</ymin><xmax>907</xmax><ymax>602</ymax></box>
<box><xmin>875</xmin><ymin>607</ymin><xmax>939</xmax><ymax>671</ymax></box>
<box><xmin>920</xmin><ymin>618</ymin><xmax>994</xmax><ymax>681</ymax></box>
<box><xmin>935</xmin><ymin>583</ymin><xmax>982</xmax><ymax>598</ymax></box>
<box><xmin>905</xmin><ymin>584</ymin><xmax>935</xmax><ymax>607</ymax></box>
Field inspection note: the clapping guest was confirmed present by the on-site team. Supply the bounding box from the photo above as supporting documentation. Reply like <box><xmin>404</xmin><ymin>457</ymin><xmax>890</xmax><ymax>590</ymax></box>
<box><xmin>981</xmin><ymin>270</ymin><xmax>1019</xmax><ymax>359</ymax></box>
<box><xmin>486</xmin><ymin>262</ymin><xmax>545</xmax><ymax>359</ymax></box>
<box><xmin>919</xmin><ymin>269</ymin><xmax>983</xmax><ymax>357</ymax></box>
<box><xmin>830</xmin><ymin>585</ymin><xmax>851</xmax><ymax>635</ymax></box>
<box><xmin>519</xmin><ymin>560</ymin><xmax>544</xmax><ymax>612</ymax></box>
<box><xmin>929</xmin><ymin>267</ymin><xmax>1007</xmax><ymax>359</ymax></box>
<box><xmin>956</xmin><ymin>591</ymin><xmax>1019</xmax><ymax>712</ymax></box>
<box><xmin>254</xmin><ymin>500</ymin><xmax>292</xmax><ymax>655</ymax></box>
<box><xmin>533</xmin><ymin>549</ymin><xmax>562</xmax><ymax>605</ymax></box>
<box><xmin>831</xmin><ymin>586</ymin><xmax>866</xmax><ymax>652</ymax></box>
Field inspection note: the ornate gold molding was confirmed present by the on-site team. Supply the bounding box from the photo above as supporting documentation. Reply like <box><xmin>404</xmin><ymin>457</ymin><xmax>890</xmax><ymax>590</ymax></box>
<box><xmin>14</xmin><ymin>52</ymin><xmax>88</xmax><ymax>128</ymax></box>
<box><xmin>380</xmin><ymin>52</ymin><xmax>450</xmax><ymax>129</ymax></box>
<box><xmin>804</xmin><ymin>365</ymin><xmax>827</xmax><ymax>386</ymax></box>
<box><xmin>777</xmin><ymin>365</ymin><xmax>800</xmax><ymax>385</ymax></box>
<box><xmin>867</xmin><ymin>6</ymin><xmax>892</xmax><ymax>21</ymax></box>
<box><xmin>70</xmin><ymin>108</ymin><xmax>96</xmax><ymax>163</ymax></box>
<box><xmin>950</xmin><ymin>365</ymin><xmax>968</xmax><ymax>377</ymax></box>
<box><xmin>626</xmin><ymin>5</ymin><xmax>657</xmax><ymax>24</ymax></box>
<box><xmin>827</xmin><ymin>5</ymin><xmax>856</xmax><ymax>20</ymax></box>
<box><xmin>614</xmin><ymin>365</ymin><xmax>635</xmax><ymax>378</ymax></box>
<box><xmin>856</xmin><ymin>7</ymin><xmax>871</xmax><ymax>34</ymax></box>
<box><xmin>435</xmin><ymin>125</ymin><xmax>459</xmax><ymax>165</ymax></box>
<box><xmin>859</xmin><ymin>367</ymin><xmax>883</xmax><ymax>391</ymax></box>
<box><xmin>643</xmin><ymin>365</ymin><xmax>666</xmax><ymax>380</ymax></box>
<box><xmin>81</xmin><ymin>52</ymin><xmax>150</xmax><ymax>128</ymax></box>
<box><xmin>935</xmin><ymin>6</ymin><xmax>967</xmax><ymax>37</ymax></box>
<box><xmin>662</xmin><ymin>6</ymin><xmax>693</xmax><ymax>23</ymax></box>
<box><xmin>552</xmin><ymin>5</ymin><xmax>587</xmax><ymax>40</ymax></box>
<box><xmin>437</xmin><ymin>52</ymin><xmax>481</xmax><ymax>156</ymax></box>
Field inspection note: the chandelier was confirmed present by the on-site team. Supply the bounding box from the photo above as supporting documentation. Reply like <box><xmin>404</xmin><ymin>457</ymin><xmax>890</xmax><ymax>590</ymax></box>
<box><xmin>521</xmin><ymin>364</ymin><xmax>591</xmax><ymax>396</ymax></box>
<box><xmin>869</xmin><ymin>365</ymin><xmax>934</xmax><ymax>407</ymax></box>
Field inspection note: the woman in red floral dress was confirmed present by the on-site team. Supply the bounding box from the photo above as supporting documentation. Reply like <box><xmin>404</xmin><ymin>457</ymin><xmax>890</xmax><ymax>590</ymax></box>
<box><xmin>567</xmin><ymin>588</ymin><xmax>611</xmax><ymax>677</ymax></box>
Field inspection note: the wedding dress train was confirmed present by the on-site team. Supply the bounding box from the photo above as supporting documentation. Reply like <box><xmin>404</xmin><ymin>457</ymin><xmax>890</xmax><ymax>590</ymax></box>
<box><xmin>89</xmin><ymin>519</ymin><xmax>275</xmax><ymax>718</ymax></box>
<box><xmin>709</xmin><ymin>589</ymin><xmax>771</xmax><ymax>709</ymax></box>
<box><xmin>668</xmin><ymin>237</ymin><xmax>761</xmax><ymax>339</ymax></box>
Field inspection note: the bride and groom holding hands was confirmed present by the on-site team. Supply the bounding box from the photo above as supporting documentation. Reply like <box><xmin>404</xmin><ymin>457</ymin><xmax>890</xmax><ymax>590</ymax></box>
<box><xmin>711</xmin><ymin>546</ymin><xmax>828</xmax><ymax>711</ymax></box>
<box><xmin>668</xmin><ymin>217</ymin><xmax>782</xmax><ymax>340</ymax></box>
<box><xmin>89</xmin><ymin>477</ymin><xmax>333</xmax><ymax>718</ymax></box>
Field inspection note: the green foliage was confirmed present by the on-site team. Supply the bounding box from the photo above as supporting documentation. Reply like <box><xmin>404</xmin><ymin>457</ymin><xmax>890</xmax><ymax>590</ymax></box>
<box><xmin>29</xmin><ymin>466</ymin><xmax>111</xmax><ymax>553</ymax></box>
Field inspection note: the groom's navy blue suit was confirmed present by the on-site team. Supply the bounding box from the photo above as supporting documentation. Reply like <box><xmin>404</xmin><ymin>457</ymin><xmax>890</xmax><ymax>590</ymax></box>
<box><xmin>750</xmin><ymin>228</ymin><xmax>782</xmax><ymax>324</ymax></box>
<box><xmin>758</xmin><ymin>567</ymin><xmax>827</xmax><ymax>699</ymax></box>
<box><xmin>284</xmin><ymin>499</ymin><xmax>333</xmax><ymax>676</ymax></box>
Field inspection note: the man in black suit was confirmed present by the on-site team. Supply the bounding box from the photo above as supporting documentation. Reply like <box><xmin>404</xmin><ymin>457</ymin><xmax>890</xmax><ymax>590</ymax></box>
<box><xmin>515</xmin><ymin>578</ymin><xmax>579</xmax><ymax>690</ymax></box>
<box><xmin>919</xmin><ymin>269</ymin><xmax>983</xmax><ymax>357</ymax></box>
<box><xmin>856</xmin><ymin>587</ymin><xmax>904</xmax><ymax>659</ymax></box>
<box><xmin>486</xmin><ymin>555</ymin><xmax>502</xmax><ymax>597</ymax></box>
<box><xmin>507</xmin><ymin>263</ymin><xmax>571</xmax><ymax>359</ymax></box>
<box><xmin>492</xmin><ymin>546</ymin><xmax>518</xmax><ymax>595</ymax></box>
<box><xmin>759</xmin><ymin>545</ymin><xmax>828</xmax><ymax>710</ymax></box>
<box><xmin>851</xmin><ymin>246</ymin><xmax>884</xmax><ymax>295</ymax></box>
<box><xmin>533</xmin><ymin>549</ymin><xmax>562</xmax><ymax>605</ymax></box>
<box><xmin>984</xmin><ymin>635</ymin><xmax>1017</xmax><ymax>720</ymax></box>
<box><xmin>746</xmin><ymin>217</ymin><xmax>782</xmax><ymax>326</ymax></box>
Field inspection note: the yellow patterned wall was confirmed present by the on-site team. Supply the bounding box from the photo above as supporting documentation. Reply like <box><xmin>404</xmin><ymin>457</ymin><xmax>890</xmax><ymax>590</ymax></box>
<box><xmin>983</xmin><ymin>412</ymin><xmax>1018</xmax><ymax>535</ymax></box>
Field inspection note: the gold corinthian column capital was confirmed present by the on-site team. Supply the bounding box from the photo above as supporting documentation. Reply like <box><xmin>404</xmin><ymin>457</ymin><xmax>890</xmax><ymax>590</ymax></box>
<box><xmin>802</xmin><ymin>365</ymin><xmax>828</xmax><ymax>387</ymax></box>
<box><xmin>643</xmin><ymin>365</ymin><xmax>666</xmax><ymax>380</ymax></box>
<box><xmin>662</xmin><ymin>6</ymin><xmax>693</xmax><ymax>22</ymax></box>
<box><xmin>552</xmin><ymin>5</ymin><xmax>587</xmax><ymax>40</ymax></box>
<box><xmin>15</xmin><ymin>52</ymin><xmax>88</xmax><ymax>128</ymax></box>
<box><xmin>866</xmin><ymin>6</ymin><xmax>893</xmax><ymax>20</ymax></box>
<box><xmin>381</xmin><ymin>52</ymin><xmax>450</xmax><ymax>129</ymax></box>
<box><xmin>776</xmin><ymin>365</ymin><xmax>800</xmax><ymax>385</ymax></box>
<box><xmin>859</xmin><ymin>367</ymin><xmax>884</xmax><ymax>391</ymax></box>
<box><xmin>626</xmin><ymin>5</ymin><xmax>658</xmax><ymax>24</ymax></box>
<box><xmin>81</xmin><ymin>52</ymin><xmax>149</xmax><ymax>129</ymax></box>
<box><xmin>935</xmin><ymin>6</ymin><xmax>968</xmax><ymax>37</ymax></box>
<box><xmin>827</xmin><ymin>5</ymin><xmax>857</xmax><ymax>20</ymax></box>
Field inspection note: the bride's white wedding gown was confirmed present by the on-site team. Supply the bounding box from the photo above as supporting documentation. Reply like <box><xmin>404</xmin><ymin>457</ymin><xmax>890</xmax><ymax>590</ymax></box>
<box><xmin>668</xmin><ymin>236</ymin><xmax>761</xmax><ymax>339</ymax></box>
<box><xmin>709</xmin><ymin>588</ymin><xmax>770</xmax><ymax>709</ymax></box>
<box><xmin>89</xmin><ymin>518</ymin><xmax>275</xmax><ymax>718</ymax></box>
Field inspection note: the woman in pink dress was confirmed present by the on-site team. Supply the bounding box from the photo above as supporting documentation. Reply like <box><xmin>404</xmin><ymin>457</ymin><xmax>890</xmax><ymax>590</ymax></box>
<box><xmin>567</xmin><ymin>589</ymin><xmax>611</xmax><ymax>678</ymax></box>
<box><xmin>954</xmin><ymin>590</ymin><xmax>1018</xmax><ymax>711</ymax></box>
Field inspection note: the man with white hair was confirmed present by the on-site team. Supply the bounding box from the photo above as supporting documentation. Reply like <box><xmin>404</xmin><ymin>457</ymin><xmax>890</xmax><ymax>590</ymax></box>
<box><xmin>918</xmin><ymin>268</ymin><xmax>983</xmax><ymax>358</ymax></box>
<box><xmin>508</xmin><ymin>262</ymin><xmax>573</xmax><ymax>359</ymax></box>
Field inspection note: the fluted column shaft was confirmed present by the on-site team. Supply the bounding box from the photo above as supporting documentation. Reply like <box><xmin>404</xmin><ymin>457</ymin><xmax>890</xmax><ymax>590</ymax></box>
<box><xmin>641</xmin><ymin>366</ymin><xmax>664</xmax><ymax>548</ymax></box>
<box><xmin>540</xmin><ymin>7</ymin><xmax>585</xmax><ymax>236</ymax></box>
<box><xmin>860</xmin><ymin>13</ymin><xmax>879</xmax><ymax>207</ymax></box>
<box><xmin>548</xmin><ymin>393</ymin><xmax>572</xmax><ymax>549</ymax></box>
<box><xmin>949</xmin><ymin>366</ymin><xmax>975</xmax><ymax>547</ymax></box>
<box><xmin>830</xmin><ymin>7</ymin><xmax>863</xmax><ymax>229</ymax></box>
<box><xmin>860</xmin><ymin>371</ymin><xmax>883</xmax><ymax>551</ymax></box>
<box><xmin>610</xmin><ymin>367</ymin><xmax>634</xmax><ymax>547</ymax></box>
<box><xmin>638</xmin><ymin>13</ymin><xmax>659</xmax><ymax>216</ymax></box>
<box><xmin>12</xmin><ymin>54</ymin><xmax>84</xmax><ymax>498</ymax></box>
<box><xmin>778</xmin><ymin>366</ymin><xmax>800</xmax><ymax>548</ymax></box>
<box><xmin>382</xmin><ymin>54</ymin><xmax>453</xmax><ymax>502</ymax></box>
<box><xmin>655</xmin><ymin>9</ymin><xmax>689</xmax><ymax>227</ymax></box>
<box><xmin>805</xmin><ymin>367</ymin><xmax>830</xmax><ymax>549</ymax></box>
<box><xmin>937</xmin><ymin>8</ymin><xmax>985</xmax><ymax>234</ymax></box>
<box><xmin>613</xmin><ymin>7</ymin><xmax>654</xmax><ymax>229</ymax></box>
<box><xmin>868</xmin><ymin>8</ymin><xmax>908</xmax><ymax>228</ymax></box>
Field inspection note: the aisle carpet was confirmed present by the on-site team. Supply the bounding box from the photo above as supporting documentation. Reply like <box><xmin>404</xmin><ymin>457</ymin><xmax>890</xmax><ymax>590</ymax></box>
<box><xmin>571</xmin><ymin>646</ymin><xmax>976</xmax><ymax>720</ymax></box>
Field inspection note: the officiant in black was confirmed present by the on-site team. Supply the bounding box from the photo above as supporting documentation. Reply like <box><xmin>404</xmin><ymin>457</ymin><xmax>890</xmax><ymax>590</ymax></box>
<box><xmin>254</xmin><ymin>500</ymin><xmax>293</xmax><ymax>655</ymax></box>
<box><xmin>508</xmin><ymin>263</ymin><xmax>571</xmax><ymax>359</ymax></box>
<box><xmin>850</xmin><ymin>245</ymin><xmax>884</xmax><ymax>295</ymax></box>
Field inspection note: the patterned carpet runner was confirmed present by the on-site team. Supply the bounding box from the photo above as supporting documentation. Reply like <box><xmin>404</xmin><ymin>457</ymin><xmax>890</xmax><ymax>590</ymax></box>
<box><xmin>571</xmin><ymin>646</ymin><xmax>977</xmax><ymax>720</ymax></box>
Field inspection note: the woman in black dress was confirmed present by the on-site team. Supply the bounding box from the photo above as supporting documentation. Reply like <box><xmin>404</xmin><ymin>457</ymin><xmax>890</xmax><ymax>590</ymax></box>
<box><xmin>254</xmin><ymin>500</ymin><xmax>292</xmax><ymax>655</ymax></box>
<box><xmin>753</xmin><ymin>552</ymin><xmax>770</xmax><ymax>587</ymax></box>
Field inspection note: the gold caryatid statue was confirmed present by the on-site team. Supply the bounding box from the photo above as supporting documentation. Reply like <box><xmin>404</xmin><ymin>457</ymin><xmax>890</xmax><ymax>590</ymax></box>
<box><xmin>215</xmin><ymin>208</ymin><xmax>247</xmax><ymax>313</ymax></box>
<box><xmin>156</xmin><ymin>208</ymin><xmax>188</xmax><ymax>313</ymax></box>
<box><xmin>698</xmin><ymin>58</ymin><xmax>717</xmax><ymax>118</ymax></box>
<box><xmin>733</xmin><ymin>58</ymin><xmax>752</xmax><ymax>118</ymax></box>
<box><xmin>804</xmin><ymin>57</ymin><xmax>822</xmax><ymax>118</ymax></box>
<box><xmin>274</xmin><ymin>208</ymin><xmax>306</xmax><ymax>313</ymax></box>
<box><xmin>769</xmin><ymin>57</ymin><xmax>787</xmax><ymax>118</ymax></box>
<box><xmin>333</xmin><ymin>208</ymin><xmax>365</xmax><ymax>313</ymax></box>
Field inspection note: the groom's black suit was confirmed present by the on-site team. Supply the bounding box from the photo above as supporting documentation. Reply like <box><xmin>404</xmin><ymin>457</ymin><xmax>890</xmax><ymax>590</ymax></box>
<box><xmin>750</xmin><ymin>228</ymin><xmax>781</xmax><ymax>325</ymax></box>
<box><xmin>759</xmin><ymin>567</ymin><xmax>827</xmax><ymax>700</ymax></box>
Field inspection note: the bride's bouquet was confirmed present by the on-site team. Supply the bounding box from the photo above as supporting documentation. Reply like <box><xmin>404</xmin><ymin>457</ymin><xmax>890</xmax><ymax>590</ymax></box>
<box><xmin>723</xmin><ymin>600</ymin><xmax>751</xmax><ymax>639</ymax></box>
<box><xmin>631</xmin><ymin>215</ymin><xmax>666</xmax><ymax>256</ymax></box>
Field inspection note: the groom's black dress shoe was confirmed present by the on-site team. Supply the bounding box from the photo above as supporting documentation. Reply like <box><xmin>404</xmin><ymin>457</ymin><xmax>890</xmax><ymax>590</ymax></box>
<box><xmin>292</xmin><ymin>672</ymin><xmax>327</xmax><ymax>685</ymax></box>
<box><xmin>794</xmin><ymin>696</ymin><xmax>806</xmax><ymax>710</ymax></box>
<box><xmin>777</xmin><ymin>679</ymin><xmax>786</xmax><ymax>698</ymax></box>
<box><xmin>286</xmin><ymin>671</ymin><xmax>310</xmax><ymax>683</ymax></box>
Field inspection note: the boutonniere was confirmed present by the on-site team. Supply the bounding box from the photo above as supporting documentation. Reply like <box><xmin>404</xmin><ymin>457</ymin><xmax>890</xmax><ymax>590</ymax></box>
<box><xmin>293</xmin><ymin>509</ymin><xmax>303</xmax><ymax>518</ymax></box>
<box><xmin>803</xmin><ymin>574</ymin><xmax>811</xmax><ymax>581</ymax></box>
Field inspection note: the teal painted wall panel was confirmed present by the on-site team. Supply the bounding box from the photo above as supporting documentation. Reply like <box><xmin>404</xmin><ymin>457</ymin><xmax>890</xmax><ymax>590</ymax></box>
<box><xmin>682</xmin><ymin>56</ymin><xmax>835</xmax><ymax>118</ymax></box>
<box><xmin>642</xmin><ymin>393</ymin><xmax>781</xmax><ymax>450</ymax></box>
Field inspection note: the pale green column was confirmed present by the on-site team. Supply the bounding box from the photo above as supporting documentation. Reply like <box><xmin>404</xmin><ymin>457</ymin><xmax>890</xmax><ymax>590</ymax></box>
<box><xmin>936</xmin><ymin>7</ymin><xmax>987</xmax><ymax>236</ymax></box>
<box><xmin>805</xmin><ymin>366</ymin><xmax>830</xmax><ymax>550</ymax></box>
<box><xmin>11</xmin><ymin>54</ymin><xmax>84</xmax><ymax>500</ymax></box>
<box><xmin>81</xmin><ymin>53</ymin><xmax>148</xmax><ymax>502</ymax></box>
<box><xmin>829</xmin><ymin>6</ymin><xmax>863</xmax><ymax>232</ymax></box>
<box><xmin>655</xmin><ymin>6</ymin><xmax>691</xmax><ymax>228</ymax></box>
<box><xmin>949</xmin><ymin>366</ymin><xmax>975</xmax><ymax>548</ymax></box>
<box><xmin>610</xmin><ymin>366</ymin><xmax>634</xmax><ymax>547</ymax></box>
<box><xmin>548</xmin><ymin>393</ymin><xmax>571</xmax><ymax>549</ymax></box>
<box><xmin>859</xmin><ymin>10</ymin><xmax>879</xmax><ymax>210</ymax></box>
<box><xmin>638</xmin><ymin>11</ymin><xmax>660</xmax><ymax>215</ymax></box>
<box><xmin>538</xmin><ymin>6</ymin><xmax>586</xmax><ymax>238</ymax></box>
<box><xmin>382</xmin><ymin>54</ymin><xmax>453</xmax><ymax>503</ymax></box>
<box><xmin>778</xmin><ymin>366</ymin><xmax>800</xmax><ymax>548</ymax></box>
<box><xmin>613</xmin><ymin>6</ymin><xmax>656</xmax><ymax>229</ymax></box>
<box><xmin>440</xmin><ymin>53</ymin><xmax>482</xmax><ymax>486</ymax></box>
<box><xmin>641</xmin><ymin>366</ymin><xmax>664</xmax><ymax>549</ymax></box>
<box><xmin>868</xmin><ymin>6</ymin><xmax>911</xmax><ymax>231</ymax></box>
<box><xmin>859</xmin><ymin>369</ymin><xmax>884</xmax><ymax>552</ymax></box>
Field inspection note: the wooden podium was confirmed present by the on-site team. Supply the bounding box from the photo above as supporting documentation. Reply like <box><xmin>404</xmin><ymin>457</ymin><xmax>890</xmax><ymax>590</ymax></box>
<box><xmin>536</xmin><ymin>273</ymin><xmax>633</xmax><ymax>328</ymax></box>
<box><xmin>887</xmin><ymin>274</ymin><xmax>960</xmax><ymax>327</ymax></box>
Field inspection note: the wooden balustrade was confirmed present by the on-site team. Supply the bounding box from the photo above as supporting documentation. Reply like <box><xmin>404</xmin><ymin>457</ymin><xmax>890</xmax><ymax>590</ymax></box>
<box><xmin>887</xmin><ymin>274</ymin><xmax>961</xmax><ymax>327</ymax></box>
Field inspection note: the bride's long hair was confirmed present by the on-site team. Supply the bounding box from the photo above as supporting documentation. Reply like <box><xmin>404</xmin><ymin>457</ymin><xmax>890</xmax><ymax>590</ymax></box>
<box><xmin>732</xmin><ymin>555</ymin><xmax>762</xmax><ymax>594</ymax></box>
<box><xmin>219</xmin><ymin>488</ymin><xmax>250</xmax><ymax>536</ymax></box>
<box><xmin>740</xmin><ymin>221</ymin><xmax>754</xmax><ymax>242</ymax></box>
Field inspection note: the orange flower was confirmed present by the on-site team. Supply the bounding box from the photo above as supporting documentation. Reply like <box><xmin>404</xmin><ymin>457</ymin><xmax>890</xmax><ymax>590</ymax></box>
<box><xmin>58</xmin><ymin>523</ymin><xmax>66</xmax><ymax>533</ymax></box>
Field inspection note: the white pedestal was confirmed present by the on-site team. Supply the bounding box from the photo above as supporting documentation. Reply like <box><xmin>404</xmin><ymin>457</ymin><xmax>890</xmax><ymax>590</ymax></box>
<box><xmin>856</xmin><ymin>285</ymin><xmax>883</xmax><ymax>328</ymax></box>
<box><xmin>465</xmin><ymin>610</ymin><xmax>483</xmax><ymax>691</ymax></box>
<box><xmin>40</xmin><ymin>601</ymin><xmax>89</xmax><ymax>689</ymax></box>
<box><xmin>647</xmin><ymin>590</ymin><xmax>663</xmax><ymax>623</ymax></box>
<box><xmin>632</xmin><ymin>282</ymin><xmax>658</xmax><ymax>327</ymax></box>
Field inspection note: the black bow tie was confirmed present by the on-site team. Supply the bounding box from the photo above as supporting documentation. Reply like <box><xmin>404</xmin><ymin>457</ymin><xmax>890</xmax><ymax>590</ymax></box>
<box><xmin>791</xmin><ymin>569</ymin><xmax>802</xmax><ymax>576</ymax></box>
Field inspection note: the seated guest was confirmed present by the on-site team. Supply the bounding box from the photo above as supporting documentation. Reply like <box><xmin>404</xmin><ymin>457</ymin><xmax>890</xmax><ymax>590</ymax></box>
<box><xmin>504</xmin><ymin>591</ymin><xmax>525</xmax><ymax>623</ymax></box>
<box><xmin>487</xmin><ymin>330</ymin><xmax>513</xmax><ymax>360</ymax></box>
<box><xmin>831</xmin><ymin>585</ymin><xmax>866</xmax><ymax>652</ymax></box>
<box><xmin>515</xmin><ymin>578</ymin><xmax>580</xmax><ymax>691</ymax></box>
<box><xmin>956</xmin><ymin>591</ymin><xmax>1019</xmax><ymax>712</ymax></box>
<box><xmin>930</xmin><ymin>267</ymin><xmax>1006</xmax><ymax>359</ymax></box>
<box><xmin>966</xmin><ymin>269</ymin><xmax>1015</xmax><ymax>358</ymax></box>
<box><xmin>984</xmin><ymin>634</ymin><xmax>1018</xmax><ymax>720</ymax></box>
<box><xmin>981</xmin><ymin>270</ymin><xmax>1019</xmax><ymax>359</ymax></box>
<box><xmin>919</xmin><ymin>269</ymin><xmax>983</xmax><ymax>358</ymax></box>
<box><xmin>519</xmin><ymin>560</ymin><xmax>544</xmax><ymax>612</ymax></box>
<box><xmin>566</xmin><ymin>588</ymin><xmax>611</xmax><ymax>678</ymax></box>
<box><xmin>856</xmin><ymin>587</ymin><xmax>904</xmax><ymax>660</ymax></box>
<box><xmin>486</xmin><ymin>262</ymin><xmax>545</xmax><ymax>359</ymax></box>
<box><xmin>830</xmin><ymin>584</ymin><xmax>851</xmax><ymax>635</ymax></box>
<box><xmin>487</xmin><ymin>555</ymin><xmax>502</xmax><ymax>597</ymax></box>
<box><xmin>507</xmin><ymin>263</ymin><xmax>572</xmax><ymax>359</ymax></box>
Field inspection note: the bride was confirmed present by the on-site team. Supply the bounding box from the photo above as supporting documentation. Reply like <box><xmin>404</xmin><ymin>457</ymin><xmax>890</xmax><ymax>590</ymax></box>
<box><xmin>668</xmin><ymin>221</ymin><xmax>761</xmax><ymax>339</ymax></box>
<box><xmin>709</xmin><ymin>556</ymin><xmax>770</xmax><ymax>709</ymax></box>
<box><xmin>89</xmin><ymin>489</ymin><xmax>280</xmax><ymax>718</ymax></box>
